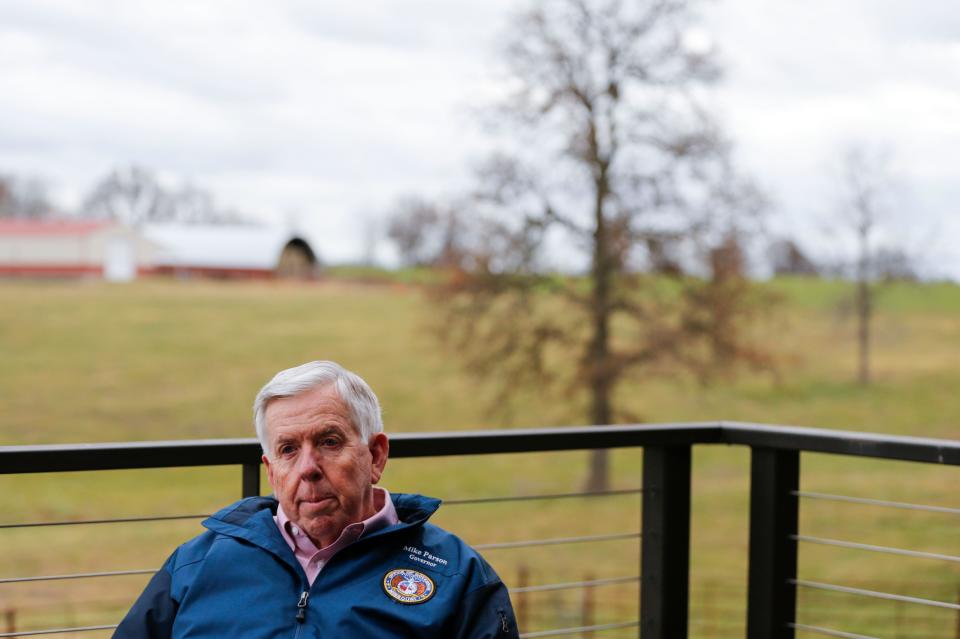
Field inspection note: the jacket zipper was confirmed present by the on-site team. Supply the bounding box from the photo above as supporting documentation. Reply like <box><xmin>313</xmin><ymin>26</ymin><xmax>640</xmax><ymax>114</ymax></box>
<box><xmin>499</xmin><ymin>609</ymin><xmax>510</xmax><ymax>634</ymax></box>
<box><xmin>295</xmin><ymin>590</ymin><xmax>309</xmax><ymax>623</ymax></box>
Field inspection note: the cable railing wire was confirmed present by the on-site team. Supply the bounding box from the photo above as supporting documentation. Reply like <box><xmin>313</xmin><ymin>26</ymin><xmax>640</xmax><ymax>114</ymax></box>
<box><xmin>794</xmin><ymin>491</ymin><xmax>960</xmax><ymax>516</ymax></box>
<box><xmin>474</xmin><ymin>532</ymin><xmax>640</xmax><ymax>551</ymax></box>
<box><xmin>0</xmin><ymin>489</ymin><xmax>642</xmax><ymax>531</ymax></box>
<box><xmin>0</xmin><ymin>568</ymin><xmax>156</xmax><ymax>585</ymax></box>
<box><xmin>0</xmin><ymin>625</ymin><xmax>117</xmax><ymax>638</ymax></box>
<box><xmin>1</xmin><ymin>537</ymin><xmax>639</xmax><ymax>584</ymax></box>
<box><xmin>510</xmin><ymin>575</ymin><xmax>639</xmax><ymax>594</ymax></box>
<box><xmin>519</xmin><ymin>620</ymin><xmax>640</xmax><ymax>638</ymax></box>
<box><xmin>442</xmin><ymin>487</ymin><xmax>641</xmax><ymax>506</ymax></box>
<box><xmin>790</xmin><ymin>622</ymin><xmax>880</xmax><ymax>639</ymax></box>
<box><xmin>0</xmin><ymin>514</ymin><xmax>208</xmax><ymax>530</ymax></box>
<box><xmin>793</xmin><ymin>535</ymin><xmax>960</xmax><ymax>564</ymax></box>
<box><xmin>792</xmin><ymin>579</ymin><xmax>960</xmax><ymax>611</ymax></box>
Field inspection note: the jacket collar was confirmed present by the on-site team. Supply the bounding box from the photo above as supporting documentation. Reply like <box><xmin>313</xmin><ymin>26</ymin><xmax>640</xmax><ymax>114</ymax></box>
<box><xmin>390</xmin><ymin>492</ymin><xmax>441</xmax><ymax>528</ymax></box>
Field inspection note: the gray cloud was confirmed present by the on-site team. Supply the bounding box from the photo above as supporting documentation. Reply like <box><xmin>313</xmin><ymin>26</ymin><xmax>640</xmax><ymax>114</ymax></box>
<box><xmin>0</xmin><ymin>0</ymin><xmax>956</xmax><ymax>273</ymax></box>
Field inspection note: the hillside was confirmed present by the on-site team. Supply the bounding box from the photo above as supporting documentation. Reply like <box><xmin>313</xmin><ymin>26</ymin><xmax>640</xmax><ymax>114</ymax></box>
<box><xmin>0</xmin><ymin>276</ymin><xmax>957</xmax><ymax>637</ymax></box>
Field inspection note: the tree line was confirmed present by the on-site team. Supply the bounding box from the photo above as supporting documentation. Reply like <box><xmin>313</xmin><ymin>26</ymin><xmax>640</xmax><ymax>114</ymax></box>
<box><xmin>0</xmin><ymin>165</ymin><xmax>249</xmax><ymax>226</ymax></box>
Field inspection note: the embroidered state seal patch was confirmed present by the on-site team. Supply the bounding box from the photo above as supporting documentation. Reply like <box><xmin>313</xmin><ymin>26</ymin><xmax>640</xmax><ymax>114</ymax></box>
<box><xmin>383</xmin><ymin>568</ymin><xmax>436</xmax><ymax>604</ymax></box>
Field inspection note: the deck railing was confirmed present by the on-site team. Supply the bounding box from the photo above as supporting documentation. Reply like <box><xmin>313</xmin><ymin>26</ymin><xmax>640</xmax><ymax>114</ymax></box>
<box><xmin>1</xmin><ymin>422</ymin><xmax>957</xmax><ymax>638</ymax></box>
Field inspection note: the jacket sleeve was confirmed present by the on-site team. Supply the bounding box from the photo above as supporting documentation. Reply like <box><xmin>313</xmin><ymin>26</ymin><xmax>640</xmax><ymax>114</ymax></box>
<box><xmin>112</xmin><ymin>557</ymin><xmax>178</xmax><ymax>639</ymax></box>
<box><xmin>452</xmin><ymin>580</ymin><xmax>520</xmax><ymax>639</ymax></box>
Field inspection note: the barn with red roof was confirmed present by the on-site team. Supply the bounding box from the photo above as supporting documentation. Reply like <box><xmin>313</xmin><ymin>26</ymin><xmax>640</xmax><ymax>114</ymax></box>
<box><xmin>0</xmin><ymin>219</ymin><xmax>158</xmax><ymax>281</ymax></box>
<box><xmin>0</xmin><ymin>220</ymin><xmax>319</xmax><ymax>281</ymax></box>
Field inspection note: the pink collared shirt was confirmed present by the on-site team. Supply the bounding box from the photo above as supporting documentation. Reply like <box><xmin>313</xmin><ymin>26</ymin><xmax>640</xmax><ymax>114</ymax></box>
<box><xmin>274</xmin><ymin>487</ymin><xmax>399</xmax><ymax>585</ymax></box>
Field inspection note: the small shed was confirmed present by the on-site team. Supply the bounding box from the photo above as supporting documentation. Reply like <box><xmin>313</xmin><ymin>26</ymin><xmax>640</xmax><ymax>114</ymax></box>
<box><xmin>0</xmin><ymin>219</ymin><xmax>156</xmax><ymax>281</ymax></box>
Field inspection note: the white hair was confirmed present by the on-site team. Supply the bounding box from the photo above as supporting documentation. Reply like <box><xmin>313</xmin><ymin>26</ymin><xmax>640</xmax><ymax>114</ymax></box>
<box><xmin>253</xmin><ymin>360</ymin><xmax>383</xmax><ymax>456</ymax></box>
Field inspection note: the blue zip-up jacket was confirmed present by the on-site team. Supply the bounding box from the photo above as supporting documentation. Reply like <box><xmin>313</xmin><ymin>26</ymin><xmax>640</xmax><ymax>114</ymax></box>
<box><xmin>114</xmin><ymin>493</ymin><xmax>518</xmax><ymax>638</ymax></box>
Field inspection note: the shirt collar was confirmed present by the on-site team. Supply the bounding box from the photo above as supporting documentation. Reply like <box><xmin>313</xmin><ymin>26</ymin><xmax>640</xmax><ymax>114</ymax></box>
<box><xmin>275</xmin><ymin>486</ymin><xmax>399</xmax><ymax>556</ymax></box>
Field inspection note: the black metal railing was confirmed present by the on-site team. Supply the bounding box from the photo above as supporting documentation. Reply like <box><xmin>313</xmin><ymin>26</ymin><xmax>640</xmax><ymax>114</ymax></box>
<box><xmin>0</xmin><ymin>421</ymin><xmax>957</xmax><ymax>638</ymax></box>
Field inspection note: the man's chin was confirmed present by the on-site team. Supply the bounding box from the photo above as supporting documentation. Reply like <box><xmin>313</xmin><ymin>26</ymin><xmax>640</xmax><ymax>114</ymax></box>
<box><xmin>296</xmin><ymin>514</ymin><xmax>342</xmax><ymax>547</ymax></box>
<box><xmin>297</xmin><ymin>497</ymin><xmax>337</xmax><ymax>516</ymax></box>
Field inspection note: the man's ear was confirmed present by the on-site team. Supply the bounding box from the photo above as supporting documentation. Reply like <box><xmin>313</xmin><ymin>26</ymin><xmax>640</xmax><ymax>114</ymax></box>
<box><xmin>262</xmin><ymin>453</ymin><xmax>276</xmax><ymax>491</ymax></box>
<box><xmin>368</xmin><ymin>433</ymin><xmax>389</xmax><ymax>484</ymax></box>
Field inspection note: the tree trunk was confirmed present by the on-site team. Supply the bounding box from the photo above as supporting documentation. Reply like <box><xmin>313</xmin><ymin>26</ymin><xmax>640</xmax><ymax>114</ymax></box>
<box><xmin>856</xmin><ymin>219</ymin><xmax>871</xmax><ymax>385</ymax></box>
<box><xmin>585</xmin><ymin>385</ymin><xmax>612</xmax><ymax>491</ymax></box>
<box><xmin>857</xmin><ymin>278</ymin><xmax>871</xmax><ymax>385</ymax></box>
<box><xmin>584</xmin><ymin>150</ymin><xmax>614</xmax><ymax>492</ymax></box>
<box><xmin>584</xmin><ymin>261</ymin><xmax>612</xmax><ymax>491</ymax></box>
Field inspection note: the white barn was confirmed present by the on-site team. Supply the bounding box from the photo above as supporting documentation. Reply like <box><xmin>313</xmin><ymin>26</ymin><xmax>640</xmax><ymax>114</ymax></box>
<box><xmin>0</xmin><ymin>220</ymin><xmax>157</xmax><ymax>281</ymax></box>
<box><xmin>0</xmin><ymin>220</ymin><xmax>319</xmax><ymax>281</ymax></box>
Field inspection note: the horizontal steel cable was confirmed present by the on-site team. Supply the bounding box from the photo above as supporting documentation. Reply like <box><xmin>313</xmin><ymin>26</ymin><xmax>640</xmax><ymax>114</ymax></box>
<box><xmin>0</xmin><ymin>568</ymin><xmax>156</xmax><ymax>585</ymax></box>
<box><xmin>0</xmin><ymin>625</ymin><xmax>117</xmax><ymax>638</ymax></box>
<box><xmin>792</xmin><ymin>579</ymin><xmax>960</xmax><ymax>611</ymax></box>
<box><xmin>793</xmin><ymin>534</ymin><xmax>960</xmax><ymax>563</ymax></box>
<box><xmin>474</xmin><ymin>532</ymin><xmax>640</xmax><ymax>551</ymax></box>
<box><xmin>790</xmin><ymin>622</ymin><xmax>880</xmax><ymax>639</ymax></box>
<box><xmin>2</xmin><ymin>536</ymin><xmax>639</xmax><ymax>583</ymax></box>
<box><xmin>510</xmin><ymin>575</ymin><xmax>639</xmax><ymax>594</ymax></box>
<box><xmin>0</xmin><ymin>514</ymin><xmax>208</xmax><ymax>530</ymax></box>
<box><xmin>443</xmin><ymin>488</ymin><xmax>641</xmax><ymax>506</ymax></box>
<box><xmin>519</xmin><ymin>620</ymin><xmax>640</xmax><ymax>638</ymax></box>
<box><xmin>0</xmin><ymin>605</ymin><xmax>642</xmax><ymax>636</ymax></box>
<box><xmin>794</xmin><ymin>491</ymin><xmax>960</xmax><ymax>516</ymax></box>
<box><xmin>0</xmin><ymin>489</ymin><xmax>642</xmax><ymax>530</ymax></box>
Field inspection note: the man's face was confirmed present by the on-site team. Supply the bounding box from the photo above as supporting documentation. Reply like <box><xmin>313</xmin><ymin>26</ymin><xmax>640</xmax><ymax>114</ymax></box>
<box><xmin>262</xmin><ymin>384</ymin><xmax>388</xmax><ymax>548</ymax></box>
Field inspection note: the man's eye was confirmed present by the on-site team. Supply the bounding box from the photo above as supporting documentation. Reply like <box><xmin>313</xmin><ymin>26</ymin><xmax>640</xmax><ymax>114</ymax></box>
<box><xmin>279</xmin><ymin>445</ymin><xmax>296</xmax><ymax>456</ymax></box>
<box><xmin>321</xmin><ymin>437</ymin><xmax>340</xmax><ymax>448</ymax></box>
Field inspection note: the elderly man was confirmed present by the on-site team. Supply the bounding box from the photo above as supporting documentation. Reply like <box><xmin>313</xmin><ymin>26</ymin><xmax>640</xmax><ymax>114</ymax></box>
<box><xmin>115</xmin><ymin>360</ymin><xmax>519</xmax><ymax>638</ymax></box>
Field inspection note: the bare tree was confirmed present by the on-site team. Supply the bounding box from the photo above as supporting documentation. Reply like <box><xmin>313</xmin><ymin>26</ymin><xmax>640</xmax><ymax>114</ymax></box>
<box><xmin>82</xmin><ymin>166</ymin><xmax>175</xmax><ymax>226</ymax></box>
<box><xmin>768</xmin><ymin>238</ymin><xmax>819</xmax><ymax>276</ymax></box>
<box><xmin>835</xmin><ymin>145</ymin><xmax>901</xmax><ymax>385</ymax></box>
<box><xmin>357</xmin><ymin>211</ymin><xmax>382</xmax><ymax>267</ymax></box>
<box><xmin>81</xmin><ymin>165</ymin><xmax>250</xmax><ymax>226</ymax></box>
<box><xmin>0</xmin><ymin>174</ymin><xmax>55</xmax><ymax>219</ymax></box>
<box><xmin>434</xmin><ymin>0</ymin><xmax>773</xmax><ymax>490</ymax></box>
<box><xmin>387</xmin><ymin>196</ymin><xmax>467</xmax><ymax>268</ymax></box>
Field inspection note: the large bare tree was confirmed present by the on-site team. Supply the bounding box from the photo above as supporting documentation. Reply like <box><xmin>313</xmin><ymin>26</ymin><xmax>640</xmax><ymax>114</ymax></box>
<box><xmin>435</xmin><ymin>0</ymin><xmax>773</xmax><ymax>490</ymax></box>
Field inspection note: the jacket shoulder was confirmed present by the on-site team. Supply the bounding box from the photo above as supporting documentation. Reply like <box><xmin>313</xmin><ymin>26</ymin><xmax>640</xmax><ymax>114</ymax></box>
<box><xmin>168</xmin><ymin>529</ymin><xmax>219</xmax><ymax>572</ymax></box>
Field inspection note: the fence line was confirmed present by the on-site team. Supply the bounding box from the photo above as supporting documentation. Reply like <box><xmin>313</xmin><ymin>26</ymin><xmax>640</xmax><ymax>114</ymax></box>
<box><xmin>1</xmin><ymin>422</ymin><xmax>957</xmax><ymax>639</ymax></box>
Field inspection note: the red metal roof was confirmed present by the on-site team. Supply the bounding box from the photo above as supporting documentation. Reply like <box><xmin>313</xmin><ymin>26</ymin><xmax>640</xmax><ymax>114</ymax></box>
<box><xmin>0</xmin><ymin>219</ymin><xmax>110</xmax><ymax>236</ymax></box>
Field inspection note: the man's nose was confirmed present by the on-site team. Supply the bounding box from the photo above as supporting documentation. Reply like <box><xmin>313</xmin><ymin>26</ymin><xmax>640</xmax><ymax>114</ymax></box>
<box><xmin>295</xmin><ymin>445</ymin><xmax>323</xmax><ymax>478</ymax></box>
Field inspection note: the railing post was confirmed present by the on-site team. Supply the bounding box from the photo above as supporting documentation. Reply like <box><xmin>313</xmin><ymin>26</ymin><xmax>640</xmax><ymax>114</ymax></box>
<box><xmin>640</xmin><ymin>445</ymin><xmax>691</xmax><ymax>639</ymax></box>
<box><xmin>747</xmin><ymin>448</ymin><xmax>799</xmax><ymax>639</ymax></box>
<box><xmin>242</xmin><ymin>461</ymin><xmax>261</xmax><ymax>498</ymax></box>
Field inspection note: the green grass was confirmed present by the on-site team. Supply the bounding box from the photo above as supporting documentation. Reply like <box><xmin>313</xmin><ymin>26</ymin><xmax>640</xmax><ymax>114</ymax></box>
<box><xmin>766</xmin><ymin>274</ymin><xmax>960</xmax><ymax>314</ymax></box>
<box><xmin>0</xmin><ymin>277</ymin><xmax>958</xmax><ymax>638</ymax></box>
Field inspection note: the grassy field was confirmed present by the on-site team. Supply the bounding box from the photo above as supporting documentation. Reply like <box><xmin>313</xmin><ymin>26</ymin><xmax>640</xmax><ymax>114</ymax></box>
<box><xmin>0</xmin><ymin>277</ymin><xmax>957</xmax><ymax>638</ymax></box>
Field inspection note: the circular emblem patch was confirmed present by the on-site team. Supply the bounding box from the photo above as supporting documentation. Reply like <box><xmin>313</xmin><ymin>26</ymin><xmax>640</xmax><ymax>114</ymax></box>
<box><xmin>382</xmin><ymin>568</ymin><xmax>436</xmax><ymax>604</ymax></box>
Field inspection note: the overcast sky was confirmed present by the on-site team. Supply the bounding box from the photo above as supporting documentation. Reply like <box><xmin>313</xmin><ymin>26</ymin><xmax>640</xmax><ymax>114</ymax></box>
<box><xmin>1</xmin><ymin>0</ymin><xmax>958</xmax><ymax>276</ymax></box>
